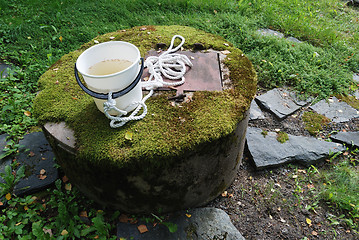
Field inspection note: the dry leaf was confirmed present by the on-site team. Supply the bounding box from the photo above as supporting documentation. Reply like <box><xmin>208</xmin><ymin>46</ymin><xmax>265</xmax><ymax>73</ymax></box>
<box><xmin>297</xmin><ymin>169</ymin><xmax>306</xmax><ymax>174</ymax></box>
<box><xmin>119</xmin><ymin>214</ymin><xmax>137</xmax><ymax>224</ymax></box>
<box><xmin>79</xmin><ymin>211</ymin><xmax>88</xmax><ymax>218</ymax></box>
<box><xmin>0</xmin><ymin>202</ymin><xmax>3</xmax><ymax>206</ymax></box>
<box><xmin>39</xmin><ymin>169</ymin><xmax>46</xmax><ymax>175</ymax></box>
<box><xmin>306</xmin><ymin>218</ymin><xmax>312</xmax><ymax>225</ymax></box>
<box><xmin>15</xmin><ymin>222</ymin><xmax>22</xmax><ymax>226</ymax></box>
<box><xmin>185</xmin><ymin>213</ymin><xmax>191</xmax><ymax>218</ymax></box>
<box><xmin>29</xmin><ymin>151</ymin><xmax>35</xmax><ymax>157</ymax></box>
<box><xmin>43</xmin><ymin>228</ymin><xmax>53</xmax><ymax>236</ymax></box>
<box><xmin>38</xmin><ymin>175</ymin><xmax>47</xmax><ymax>180</ymax></box>
<box><xmin>24</xmin><ymin>206</ymin><xmax>29</xmax><ymax>211</ymax></box>
<box><xmin>221</xmin><ymin>191</ymin><xmax>228</xmax><ymax>197</ymax></box>
<box><xmin>307</xmin><ymin>184</ymin><xmax>315</xmax><ymax>189</ymax></box>
<box><xmin>94</xmin><ymin>235</ymin><xmax>99</xmax><ymax>239</ymax></box>
<box><xmin>59</xmin><ymin>36</ymin><xmax>63</xmax><ymax>42</ymax></box>
<box><xmin>125</xmin><ymin>131</ymin><xmax>133</xmax><ymax>141</ymax></box>
<box><xmin>312</xmin><ymin>230</ymin><xmax>318</xmax><ymax>236</ymax></box>
<box><xmin>65</xmin><ymin>183</ymin><xmax>72</xmax><ymax>191</ymax></box>
<box><xmin>137</xmin><ymin>224</ymin><xmax>148</xmax><ymax>234</ymax></box>
<box><xmin>61</xmin><ymin>230</ymin><xmax>68</xmax><ymax>236</ymax></box>
<box><xmin>5</xmin><ymin>193</ymin><xmax>11</xmax><ymax>200</ymax></box>
<box><xmin>24</xmin><ymin>111</ymin><xmax>31</xmax><ymax>116</ymax></box>
<box><xmin>62</xmin><ymin>175</ymin><xmax>69</xmax><ymax>183</ymax></box>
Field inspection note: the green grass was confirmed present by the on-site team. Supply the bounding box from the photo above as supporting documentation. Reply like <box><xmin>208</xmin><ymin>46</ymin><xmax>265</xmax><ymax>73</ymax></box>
<box><xmin>1</xmin><ymin>0</ymin><xmax>359</xmax><ymax>238</ymax></box>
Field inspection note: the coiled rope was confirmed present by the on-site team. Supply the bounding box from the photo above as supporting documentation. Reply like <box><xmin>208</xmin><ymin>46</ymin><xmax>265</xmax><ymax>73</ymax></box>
<box><xmin>103</xmin><ymin>35</ymin><xmax>193</xmax><ymax>128</ymax></box>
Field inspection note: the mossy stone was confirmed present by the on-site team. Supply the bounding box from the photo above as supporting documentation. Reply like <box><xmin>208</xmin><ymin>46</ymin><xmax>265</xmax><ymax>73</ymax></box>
<box><xmin>34</xmin><ymin>25</ymin><xmax>257</xmax><ymax>213</ymax></box>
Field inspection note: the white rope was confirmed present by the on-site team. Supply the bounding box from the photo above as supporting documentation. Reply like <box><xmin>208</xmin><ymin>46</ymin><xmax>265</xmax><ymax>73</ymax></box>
<box><xmin>103</xmin><ymin>35</ymin><xmax>192</xmax><ymax>128</ymax></box>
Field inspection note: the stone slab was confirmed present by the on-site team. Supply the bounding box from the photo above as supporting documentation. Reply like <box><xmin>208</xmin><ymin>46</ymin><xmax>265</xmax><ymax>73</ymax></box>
<box><xmin>257</xmin><ymin>29</ymin><xmax>284</xmax><ymax>38</ymax></box>
<box><xmin>310</xmin><ymin>96</ymin><xmax>359</xmax><ymax>123</ymax></box>
<box><xmin>353</xmin><ymin>73</ymin><xmax>359</xmax><ymax>83</ymax></box>
<box><xmin>249</xmin><ymin>100</ymin><xmax>265</xmax><ymax>120</ymax></box>
<box><xmin>286</xmin><ymin>37</ymin><xmax>302</xmax><ymax>43</ymax></box>
<box><xmin>12</xmin><ymin>132</ymin><xmax>58</xmax><ymax>196</ymax></box>
<box><xmin>0</xmin><ymin>63</ymin><xmax>11</xmax><ymax>78</ymax></box>
<box><xmin>246</xmin><ymin>127</ymin><xmax>345</xmax><ymax>169</ymax></box>
<box><xmin>117</xmin><ymin>207</ymin><xmax>245</xmax><ymax>240</ymax></box>
<box><xmin>330</xmin><ymin>131</ymin><xmax>359</xmax><ymax>149</ymax></box>
<box><xmin>255</xmin><ymin>88</ymin><xmax>310</xmax><ymax>119</ymax></box>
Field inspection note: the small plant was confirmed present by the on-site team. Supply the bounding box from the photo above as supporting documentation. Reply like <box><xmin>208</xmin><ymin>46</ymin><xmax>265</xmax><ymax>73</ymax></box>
<box><xmin>276</xmin><ymin>131</ymin><xmax>289</xmax><ymax>143</ymax></box>
<box><xmin>302</xmin><ymin>111</ymin><xmax>331</xmax><ymax>136</ymax></box>
<box><xmin>0</xmin><ymin>160</ymin><xmax>25</xmax><ymax>198</ymax></box>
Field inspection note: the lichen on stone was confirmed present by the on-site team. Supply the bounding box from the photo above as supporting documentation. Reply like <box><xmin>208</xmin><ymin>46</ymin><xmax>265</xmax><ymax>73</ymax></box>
<box><xmin>33</xmin><ymin>25</ymin><xmax>257</xmax><ymax>169</ymax></box>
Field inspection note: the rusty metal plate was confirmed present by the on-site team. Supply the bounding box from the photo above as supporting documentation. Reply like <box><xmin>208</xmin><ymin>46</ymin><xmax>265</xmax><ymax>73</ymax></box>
<box><xmin>143</xmin><ymin>50</ymin><xmax>222</xmax><ymax>95</ymax></box>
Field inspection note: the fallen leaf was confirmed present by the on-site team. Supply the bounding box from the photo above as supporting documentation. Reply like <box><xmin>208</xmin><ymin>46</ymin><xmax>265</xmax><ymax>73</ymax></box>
<box><xmin>43</xmin><ymin>228</ymin><xmax>53</xmax><ymax>236</ymax></box>
<box><xmin>59</xmin><ymin>36</ymin><xmax>63</xmax><ymax>42</ymax></box>
<box><xmin>223</xmin><ymin>43</ymin><xmax>229</xmax><ymax>46</ymax></box>
<box><xmin>79</xmin><ymin>211</ymin><xmax>88</xmax><ymax>218</ymax></box>
<box><xmin>137</xmin><ymin>224</ymin><xmax>148</xmax><ymax>234</ymax></box>
<box><xmin>24</xmin><ymin>111</ymin><xmax>31</xmax><ymax>116</ymax></box>
<box><xmin>38</xmin><ymin>175</ymin><xmax>47</xmax><ymax>180</ymax></box>
<box><xmin>40</xmin><ymin>169</ymin><xmax>46</xmax><ymax>175</ymax></box>
<box><xmin>307</xmin><ymin>184</ymin><xmax>315</xmax><ymax>189</ymax></box>
<box><xmin>221</xmin><ymin>191</ymin><xmax>228</xmax><ymax>197</ymax></box>
<box><xmin>312</xmin><ymin>230</ymin><xmax>318</xmax><ymax>236</ymax></box>
<box><xmin>29</xmin><ymin>151</ymin><xmax>35</xmax><ymax>157</ymax></box>
<box><xmin>0</xmin><ymin>202</ymin><xmax>3</xmax><ymax>206</ymax></box>
<box><xmin>41</xmin><ymin>157</ymin><xmax>46</xmax><ymax>160</ymax></box>
<box><xmin>24</xmin><ymin>205</ymin><xmax>29</xmax><ymax>211</ymax></box>
<box><xmin>185</xmin><ymin>213</ymin><xmax>191</xmax><ymax>218</ymax></box>
<box><xmin>61</xmin><ymin>230</ymin><xmax>68</xmax><ymax>236</ymax></box>
<box><xmin>15</xmin><ymin>222</ymin><xmax>22</xmax><ymax>226</ymax></box>
<box><xmin>62</xmin><ymin>175</ymin><xmax>69</xmax><ymax>183</ymax></box>
<box><xmin>306</xmin><ymin>218</ymin><xmax>312</xmax><ymax>225</ymax></box>
<box><xmin>94</xmin><ymin>40</ymin><xmax>99</xmax><ymax>44</ymax></box>
<box><xmin>5</xmin><ymin>193</ymin><xmax>11</xmax><ymax>200</ymax></box>
<box><xmin>109</xmin><ymin>36</ymin><xmax>115</xmax><ymax>40</ymax></box>
<box><xmin>297</xmin><ymin>169</ymin><xmax>306</xmax><ymax>174</ymax></box>
<box><xmin>94</xmin><ymin>235</ymin><xmax>99</xmax><ymax>239</ymax></box>
<box><xmin>65</xmin><ymin>183</ymin><xmax>72</xmax><ymax>191</ymax></box>
<box><xmin>343</xmin><ymin>151</ymin><xmax>349</xmax><ymax>156</ymax></box>
<box><xmin>125</xmin><ymin>131</ymin><xmax>133</xmax><ymax>141</ymax></box>
<box><xmin>292</xmin><ymin>175</ymin><xmax>298</xmax><ymax>179</ymax></box>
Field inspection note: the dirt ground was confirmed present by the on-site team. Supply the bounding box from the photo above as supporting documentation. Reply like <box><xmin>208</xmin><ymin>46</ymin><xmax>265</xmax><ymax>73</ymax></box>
<box><xmin>208</xmin><ymin>106</ymin><xmax>359</xmax><ymax>240</ymax></box>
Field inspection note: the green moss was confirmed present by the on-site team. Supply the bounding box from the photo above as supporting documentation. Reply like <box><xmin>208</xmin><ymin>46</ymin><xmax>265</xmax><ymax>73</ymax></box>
<box><xmin>33</xmin><ymin>25</ymin><xmax>257</xmax><ymax>169</ymax></box>
<box><xmin>276</xmin><ymin>131</ymin><xmax>289</xmax><ymax>143</ymax></box>
<box><xmin>261</xmin><ymin>130</ymin><xmax>268</xmax><ymax>138</ymax></box>
<box><xmin>302</xmin><ymin>111</ymin><xmax>331</xmax><ymax>136</ymax></box>
<box><xmin>336</xmin><ymin>94</ymin><xmax>359</xmax><ymax>110</ymax></box>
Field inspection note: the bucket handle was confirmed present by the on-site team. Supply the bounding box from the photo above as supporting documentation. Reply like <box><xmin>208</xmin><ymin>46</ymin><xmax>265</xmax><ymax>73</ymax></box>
<box><xmin>74</xmin><ymin>58</ymin><xmax>144</xmax><ymax>100</ymax></box>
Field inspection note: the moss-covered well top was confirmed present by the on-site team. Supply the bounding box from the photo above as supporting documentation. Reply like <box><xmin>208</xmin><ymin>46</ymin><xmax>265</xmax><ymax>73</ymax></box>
<box><xmin>33</xmin><ymin>25</ymin><xmax>257</xmax><ymax>168</ymax></box>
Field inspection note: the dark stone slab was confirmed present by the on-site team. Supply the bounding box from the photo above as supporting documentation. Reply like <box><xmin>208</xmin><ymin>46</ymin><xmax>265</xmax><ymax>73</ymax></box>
<box><xmin>249</xmin><ymin>100</ymin><xmax>265</xmax><ymax>120</ymax></box>
<box><xmin>255</xmin><ymin>88</ymin><xmax>310</xmax><ymax>120</ymax></box>
<box><xmin>0</xmin><ymin>134</ymin><xmax>12</xmax><ymax>176</ymax></box>
<box><xmin>0</xmin><ymin>134</ymin><xmax>10</xmax><ymax>153</ymax></box>
<box><xmin>143</xmin><ymin>51</ymin><xmax>222</xmax><ymax>96</ymax></box>
<box><xmin>246</xmin><ymin>127</ymin><xmax>345</xmax><ymax>169</ymax></box>
<box><xmin>12</xmin><ymin>132</ymin><xmax>58</xmax><ymax>196</ymax></box>
<box><xmin>330</xmin><ymin>131</ymin><xmax>359</xmax><ymax>148</ymax></box>
<box><xmin>310</xmin><ymin>96</ymin><xmax>359</xmax><ymax>123</ymax></box>
<box><xmin>117</xmin><ymin>207</ymin><xmax>245</xmax><ymax>240</ymax></box>
<box><xmin>0</xmin><ymin>63</ymin><xmax>12</xmax><ymax>78</ymax></box>
<box><xmin>257</xmin><ymin>29</ymin><xmax>284</xmax><ymax>38</ymax></box>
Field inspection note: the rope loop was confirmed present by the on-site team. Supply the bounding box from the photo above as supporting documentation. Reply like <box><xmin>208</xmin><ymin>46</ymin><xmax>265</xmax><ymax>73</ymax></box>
<box><xmin>103</xmin><ymin>35</ymin><xmax>192</xmax><ymax>128</ymax></box>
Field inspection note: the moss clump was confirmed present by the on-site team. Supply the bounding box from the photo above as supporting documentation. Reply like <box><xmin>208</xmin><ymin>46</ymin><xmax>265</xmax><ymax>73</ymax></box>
<box><xmin>276</xmin><ymin>131</ymin><xmax>289</xmax><ymax>143</ymax></box>
<box><xmin>33</xmin><ymin>25</ymin><xmax>257</xmax><ymax>169</ymax></box>
<box><xmin>336</xmin><ymin>94</ymin><xmax>359</xmax><ymax>110</ymax></box>
<box><xmin>261</xmin><ymin>130</ymin><xmax>268</xmax><ymax>138</ymax></box>
<box><xmin>302</xmin><ymin>111</ymin><xmax>331</xmax><ymax>136</ymax></box>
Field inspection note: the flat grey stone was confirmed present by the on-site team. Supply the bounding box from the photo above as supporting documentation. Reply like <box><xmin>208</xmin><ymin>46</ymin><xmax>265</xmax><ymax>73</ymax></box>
<box><xmin>353</xmin><ymin>73</ymin><xmax>359</xmax><ymax>83</ymax></box>
<box><xmin>0</xmin><ymin>134</ymin><xmax>12</xmax><ymax>177</ymax></box>
<box><xmin>257</xmin><ymin>29</ymin><xmax>284</xmax><ymax>38</ymax></box>
<box><xmin>249</xmin><ymin>100</ymin><xmax>265</xmax><ymax>120</ymax></box>
<box><xmin>286</xmin><ymin>37</ymin><xmax>302</xmax><ymax>43</ymax></box>
<box><xmin>310</xmin><ymin>96</ymin><xmax>359</xmax><ymax>123</ymax></box>
<box><xmin>0</xmin><ymin>134</ymin><xmax>10</xmax><ymax>154</ymax></box>
<box><xmin>246</xmin><ymin>127</ymin><xmax>345</xmax><ymax>169</ymax></box>
<box><xmin>12</xmin><ymin>132</ymin><xmax>58</xmax><ymax>196</ymax></box>
<box><xmin>0</xmin><ymin>63</ymin><xmax>11</xmax><ymax>78</ymax></box>
<box><xmin>117</xmin><ymin>207</ymin><xmax>245</xmax><ymax>240</ymax></box>
<box><xmin>256</xmin><ymin>88</ymin><xmax>310</xmax><ymax>119</ymax></box>
<box><xmin>330</xmin><ymin>131</ymin><xmax>359</xmax><ymax>148</ymax></box>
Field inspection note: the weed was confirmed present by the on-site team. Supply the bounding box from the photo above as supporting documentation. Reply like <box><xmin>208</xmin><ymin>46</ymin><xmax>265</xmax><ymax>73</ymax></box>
<box><xmin>0</xmin><ymin>160</ymin><xmax>25</xmax><ymax>198</ymax></box>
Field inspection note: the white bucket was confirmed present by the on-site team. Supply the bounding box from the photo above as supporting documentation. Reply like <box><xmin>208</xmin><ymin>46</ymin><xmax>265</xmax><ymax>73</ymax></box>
<box><xmin>75</xmin><ymin>41</ymin><xmax>143</xmax><ymax>115</ymax></box>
